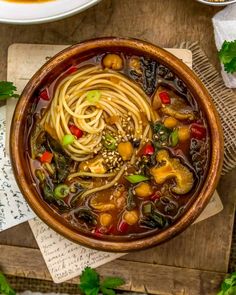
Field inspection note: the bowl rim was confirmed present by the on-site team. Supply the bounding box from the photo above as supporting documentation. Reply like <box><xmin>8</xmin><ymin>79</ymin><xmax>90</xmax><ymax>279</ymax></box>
<box><xmin>0</xmin><ymin>0</ymin><xmax>101</xmax><ymax>25</ymax></box>
<box><xmin>10</xmin><ymin>37</ymin><xmax>224</xmax><ymax>252</ymax></box>
<box><xmin>196</xmin><ymin>0</ymin><xmax>236</xmax><ymax>6</ymax></box>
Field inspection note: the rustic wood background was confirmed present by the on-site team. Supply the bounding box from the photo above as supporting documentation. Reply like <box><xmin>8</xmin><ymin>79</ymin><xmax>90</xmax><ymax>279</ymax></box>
<box><xmin>0</xmin><ymin>1</ymin><xmax>236</xmax><ymax>294</ymax></box>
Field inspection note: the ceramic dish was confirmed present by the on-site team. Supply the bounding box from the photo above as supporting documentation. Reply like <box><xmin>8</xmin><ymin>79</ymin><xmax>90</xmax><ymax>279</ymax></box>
<box><xmin>0</xmin><ymin>0</ymin><xmax>101</xmax><ymax>24</ymax></box>
<box><xmin>196</xmin><ymin>0</ymin><xmax>236</xmax><ymax>5</ymax></box>
<box><xmin>10</xmin><ymin>38</ymin><xmax>223</xmax><ymax>252</ymax></box>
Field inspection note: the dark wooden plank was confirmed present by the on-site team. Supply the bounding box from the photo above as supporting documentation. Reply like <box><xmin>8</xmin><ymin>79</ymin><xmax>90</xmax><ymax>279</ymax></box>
<box><xmin>0</xmin><ymin>245</ymin><xmax>226</xmax><ymax>295</ymax></box>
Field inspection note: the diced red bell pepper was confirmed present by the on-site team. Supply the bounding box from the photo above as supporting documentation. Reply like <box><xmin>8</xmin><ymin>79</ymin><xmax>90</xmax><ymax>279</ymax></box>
<box><xmin>40</xmin><ymin>151</ymin><xmax>53</xmax><ymax>163</ymax></box>
<box><xmin>150</xmin><ymin>191</ymin><xmax>161</xmax><ymax>202</ymax></box>
<box><xmin>191</xmin><ymin>123</ymin><xmax>206</xmax><ymax>140</ymax></box>
<box><xmin>69</xmin><ymin>124</ymin><xmax>83</xmax><ymax>139</ymax></box>
<box><xmin>142</xmin><ymin>143</ymin><xmax>154</xmax><ymax>156</ymax></box>
<box><xmin>67</xmin><ymin>66</ymin><xmax>78</xmax><ymax>75</ymax></box>
<box><xmin>118</xmin><ymin>220</ymin><xmax>129</xmax><ymax>233</ymax></box>
<box><xmin>159</xmin><ymin>91</ymin><xmax>171</xmax><ymax>104</ymax></box>
<box><xmin>94</xmin><ymin>225</ymin><xmax>114</xmax><ymax>237</ymax></box>
<box><xmin>39</xmin><ymin>88</ymin><xmax>50</xmax><ymax>101</ymax></box>
<box><xmin>93</xmin><ymin>227</ymin><xmax>103</xmax><ymax>237</ymax></box>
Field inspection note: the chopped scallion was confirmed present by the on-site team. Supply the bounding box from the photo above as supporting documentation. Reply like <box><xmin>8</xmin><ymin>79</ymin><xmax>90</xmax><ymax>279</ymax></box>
<box><xmin>125</xmin><ymin>174</ymin><xmax>149</xmax><ymax>184</ymax></box>
<box><xmin>86</xmin><ymin>90</ymin><xmax>101</xmax><ymax>103</ymax></box>
<box><xmin>62</xmin><ymin>134</ymin><xmax>75</xmax><ymax>146</ymax></box>
<box><xmin>170</xmin><ymin>129</ymin><xmax>179</xmax><ymax>147</ymax></box>
<box><xmin>54</xmin><ymin>184</ymin><xmax>69</xmax><ymax>199</ymax></box>
<box><xmin>103</xmin><ymin>134</ymin><xmax>116</xmax><ymax>150</ymax></box>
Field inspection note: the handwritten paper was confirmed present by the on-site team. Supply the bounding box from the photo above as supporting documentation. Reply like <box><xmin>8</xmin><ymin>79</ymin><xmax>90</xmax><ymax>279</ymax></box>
<box><xmin>29</xmin><ymin>218</ymin><xmax>124</xmax><ymax>283</ymax></box>
<box><xmin>6</xmin><ymin>43</ymin><xmax>223</xmax><ymax>283</ymax></box>
<box><xmin>0</xmin><ymin>106</ymin><xmax>35</xmax><ymax>231</ymax></box>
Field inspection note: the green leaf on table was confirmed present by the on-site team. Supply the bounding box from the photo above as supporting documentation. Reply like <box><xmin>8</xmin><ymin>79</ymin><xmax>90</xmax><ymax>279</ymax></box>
<box><xmin>101</xmin><ymin>277</ymin><xmax>125</xmax><ymax>289</ymax></box>
<box><xmin>0</xmin><ymin>81</ymin><xmax>19</xmax><ymax>100</ymax></box>
<box><xmin>79</xmin><ymin>267</ymin><xmax>100</xmax><ymax>295</ymax></box>
<box><xmin>219</xmin><ymin>40</ymin><xmax>236</xmax><ymax>74</ymax></box>
<box><xmin>78</xmin><ymin>267</ymin><xmax>125</xmax><ymax>295</ymax></box>
<box><xmin>224</xmin><ymin>58</ymin><xmax>236</xmax><ymax>74</ymax></box>
<box><xmin>217</xmin><ymin>272</ymin><xmax>236</xmax><ymax>295</ymax></box>
<box><xmin>0</xmin><ymin>272</ymin><xmax>16</xmax><ymax>295</ymax></box>
<box><xmin>100</xmin><ymin>287</ymin><xmax>116</xmax><ymax>295</ymax></box>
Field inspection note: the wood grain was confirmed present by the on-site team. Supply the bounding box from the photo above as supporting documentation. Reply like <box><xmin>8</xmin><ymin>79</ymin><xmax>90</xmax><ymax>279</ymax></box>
<box><xmin>0</xmin><ymin>245</ymin><xmax>226</xmax><ymax>295</ymax></box>
<box><xmin>0</xmin><ymin>0</ymin><xmax>235</xmax><ymax>293</ymax></box>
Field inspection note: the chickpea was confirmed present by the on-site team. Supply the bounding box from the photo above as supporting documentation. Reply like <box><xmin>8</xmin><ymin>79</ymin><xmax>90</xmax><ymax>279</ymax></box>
<box><xmin>100</xmin><ymin>213</ymin><xmax>113</xmax><ymax>227</ymax></box>
<box><xmin>123</xmin><ymin>210</ymin><xmax>139</xmax><ymax>225</ymax></box>
<box><xmin>115</xmin><ymin>196</ymin><xmax>126</xmax><ymax>209</ymax></box>
<box><xmin>103</xmin><ymin>54</ymin><xmax>123</xmax><ymax>70</ymax></box>
<box><xmin>164</xmin><ymin>116</ymin><xmax>178</xmax><ymax>129</ymax></box>
<box><xmin>118</xmin><ymin>141</ymin><xmax>134</xmax><ymax>161</ymax></box>
<box><xmin>178</xmin><ymin>126</ymin><xmax>190</xmax><ymax>142</ymax></box>
<box><xmin>135</xmin><ymin>182</ymin><xmax>153</xmax><ymax>198</ymax></box>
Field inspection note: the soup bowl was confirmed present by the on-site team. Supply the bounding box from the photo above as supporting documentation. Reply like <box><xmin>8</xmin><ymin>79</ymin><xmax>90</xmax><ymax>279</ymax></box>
<box><xmin>10</xmin><ymin>38</ymin><xmax>223</xmax><ymax>252</ymax></box>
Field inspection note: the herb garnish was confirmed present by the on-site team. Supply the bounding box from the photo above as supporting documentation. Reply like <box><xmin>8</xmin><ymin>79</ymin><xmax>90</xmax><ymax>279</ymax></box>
<box><xmin>219</xmin><ymin>40</ymin><xmax>236</xmax><ymax>74</ymax></box>
<box><xmin>0</xmin><ymin>81</ymin><xmax>19</xmax><ymax>100</ymax></box>
<box><xmin>79</xmin><ymin>267</ymin><xmax>125</xmax><ymax>295</ymax></box>
<box><xmin>0</xmin><ymin>273</ymin><xmax>16</xmax><ymax>295</ymax></box>
<box><xmin>217</xmin><ymin>272</ymin><xmax>236</xmax><ymax>295</ymax></box>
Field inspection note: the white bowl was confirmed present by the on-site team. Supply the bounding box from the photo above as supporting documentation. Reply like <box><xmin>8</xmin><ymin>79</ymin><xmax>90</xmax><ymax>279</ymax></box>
<box><xmin>196</xmin><ymin>0</ymin><xmax>236</xmax><ymax>5</ymax></box>
<box><xmin>0</xmin><ymin>0</ymin><xmax>101</xmax><ymax>24</ymax></box>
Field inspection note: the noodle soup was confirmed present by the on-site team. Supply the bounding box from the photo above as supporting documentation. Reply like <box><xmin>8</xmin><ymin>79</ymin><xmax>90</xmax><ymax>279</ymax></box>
<box><xmin>27</xmin><ymin>52</ymin><xmax>210</xmax><ymax>238</ymax></box>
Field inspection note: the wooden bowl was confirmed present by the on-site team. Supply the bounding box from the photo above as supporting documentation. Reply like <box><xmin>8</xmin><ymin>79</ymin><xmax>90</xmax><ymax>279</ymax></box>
<box><xmin>10</xmin><ymin>38</ymin><xmax>224</xmax><ymax>252</ymax></box>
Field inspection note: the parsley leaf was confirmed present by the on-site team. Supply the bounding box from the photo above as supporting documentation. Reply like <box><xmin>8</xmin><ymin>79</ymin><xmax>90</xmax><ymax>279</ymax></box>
<box><xmin>0</xmin><ymin>273</ymin><xmax>16</xmax><ymax>295</ymax></box>
<box><xmin>100</xmin><ymin>287</ymin><xmax>116</xmax><ymax>295</ymax></box>
<box><xmin>219</xmin><ymin>40</ymin><xmax>236</xmax><ymax>74</ymax></box>
<box><xmin>217</xmin><ymin>272</ymin><xmax>236</xmax><ymax>295</ymax></box>
<box><xmin>0</xmin><ymin>81</ymin><xmax>19</xmax><ymax>100</ymax></box>
<box><xmin>79</xmin><ymin>267</ymin><xmax>100</xmax><ymax>295</ymax></box>
<box><xmin>78</xmin><ymin>267</ymin><xmax>125</xmax><ymax>295</ymax></box>
<box><xmin>101</xmin><ymin>277</ymin><xmax>125</xmax><ymax>289</ymax></box>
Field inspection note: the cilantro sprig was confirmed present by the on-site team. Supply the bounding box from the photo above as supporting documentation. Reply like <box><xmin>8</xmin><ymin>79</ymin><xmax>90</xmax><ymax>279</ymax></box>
<box><xmin>79</xmin><ymin>267</ymin><xmax>125</xmax><ymax>295</ymax></box>
<box><xmin>219</xmin><ymin>40</ymin><xmax>236</xmax><ymax>74</ymax></box>
<box><xmin>217</xmin><ymin>272</ymin><xmax>236</xmax><ymax>295</ymax></box>
<box><xmin>0</xmin><ymin>81</ymin><xmax>19</xmax><ymax>100</ymax></box>
<box><xmin>0</xmin><ymin>273</ymin><xmax>16</xmax><ymax>295</ymax></box>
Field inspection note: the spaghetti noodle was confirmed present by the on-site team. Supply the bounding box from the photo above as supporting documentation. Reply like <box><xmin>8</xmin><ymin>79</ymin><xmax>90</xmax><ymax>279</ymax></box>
<box><xmin>41</xmin><ymin>66</ymin><xmax>157</xmax><ymax>161</ymax></box>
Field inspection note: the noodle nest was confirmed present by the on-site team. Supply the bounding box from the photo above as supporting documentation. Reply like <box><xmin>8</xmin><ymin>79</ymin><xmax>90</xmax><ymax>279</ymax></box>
<box><xmin>41</xmin><ymin>66</ymin><xmax>157</xmax><ymax>161</ymax></box>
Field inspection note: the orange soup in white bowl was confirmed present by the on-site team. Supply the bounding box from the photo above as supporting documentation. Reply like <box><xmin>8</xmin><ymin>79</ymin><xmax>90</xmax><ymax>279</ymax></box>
<box><xmin>0</xmin><ymin>0</ymin><xmax>101</xmax><ymax>24</ymax></box>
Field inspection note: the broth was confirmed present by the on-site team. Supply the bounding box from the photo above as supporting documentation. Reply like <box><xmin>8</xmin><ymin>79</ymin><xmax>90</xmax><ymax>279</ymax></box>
<box><xmin>27</xmin><ymin>51</ymin><xmax>210</xmax><ymax>238</ymax></box>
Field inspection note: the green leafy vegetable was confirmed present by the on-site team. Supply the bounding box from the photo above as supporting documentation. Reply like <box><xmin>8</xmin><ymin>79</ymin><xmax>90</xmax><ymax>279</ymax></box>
<box><xmin>0</xmin><ymin>81</ymin><xmax>19</xmax><ymax>100</ymax></box>
<box><xmin>152</xmin><ymin>122</ymin><xmax>171</xmax><ymax>148</ymax></box>
<box><xmin>126</xmin><ymin>187</ymin><xmax>136</xmax><ymax>211</ymax></box>
<box><xmin>219</xmin><ymin>40</ymin><xmax>236</xmax><ymax>74</ymax></box>
<box><xmin>125</xmin><ymin>174</ymin><xmax>149</xmax><ymax>184</ymax></box>
<box><xmin>217</xmin><ymin>272</ymin><xmax>236</xmax><ymax>295</ymax></box>
<box><xmin>79</xmin><ymin>267</ymin><xmax>125</xmax><ymax>295</ymax></box>
<box><xmin>0</xmin><ymin>272</ymin><xmax>16</xmax><ymax>295</ymax></box>
<box><xmin>141</xmin><ymin>203</ymin><xmax>167</xmax><ymax>229</ymax></box>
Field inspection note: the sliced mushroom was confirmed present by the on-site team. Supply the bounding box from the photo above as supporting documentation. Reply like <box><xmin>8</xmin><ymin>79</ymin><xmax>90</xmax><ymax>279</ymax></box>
<box><xmin>161</xmin><ymin>106</ymin><xmax>195</xmax><ymax>121</ymax></box>
<box><xmin>90</xmin><ymin>197</ymin><xmax>116</xmax><ymax>211</ymax></box>
<box><xmin>150</xmin><ymin>149</ymin><xmax>194</xmax><ymax>195</ymax></box>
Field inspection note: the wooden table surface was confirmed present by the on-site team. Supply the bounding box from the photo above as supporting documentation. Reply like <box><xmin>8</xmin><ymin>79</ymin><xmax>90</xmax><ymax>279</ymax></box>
<box><xmin>0</xmin><ymin>1</ymin><xmax>236</xmax><ymax>294</ymax></box>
